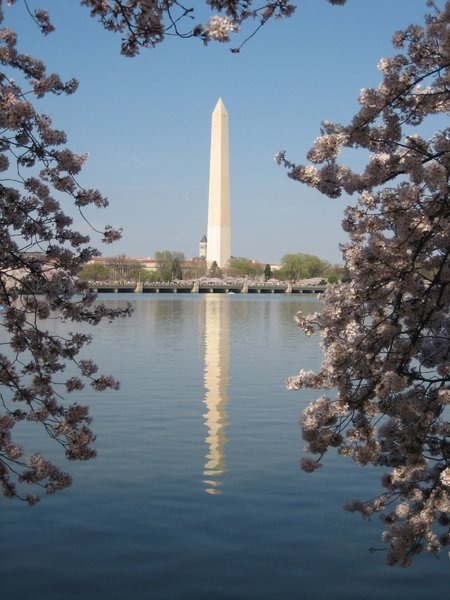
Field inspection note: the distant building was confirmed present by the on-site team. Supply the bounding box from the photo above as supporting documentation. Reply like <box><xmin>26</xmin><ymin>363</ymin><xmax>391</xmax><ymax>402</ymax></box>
<box><xmin>89</xmin><ymin>256</ymin><xmax>159</xmax><ymax>272</ymax></box>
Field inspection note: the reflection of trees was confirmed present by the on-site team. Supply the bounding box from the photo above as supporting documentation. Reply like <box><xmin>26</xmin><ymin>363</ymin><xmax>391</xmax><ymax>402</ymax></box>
<box><xmin>280</xmin><ymin>296</ymin><xmax>317</xmax><ymax>317</ymax></box>
<box><xmin>203</xmin><ymin>295</ymin><xmax>229</xmax><ymax>495</ymax></box>
<box><xmin>151</xmin><ymin>298</ymin><xmax>185</xmax><ymax>334</ymax></box>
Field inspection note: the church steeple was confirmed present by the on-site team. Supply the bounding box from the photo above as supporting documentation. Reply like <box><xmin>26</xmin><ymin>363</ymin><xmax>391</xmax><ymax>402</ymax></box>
<box><xmin>199</xmin><ymin>235</ymin><xmax>207</xmax><ymax>259</ymax></box>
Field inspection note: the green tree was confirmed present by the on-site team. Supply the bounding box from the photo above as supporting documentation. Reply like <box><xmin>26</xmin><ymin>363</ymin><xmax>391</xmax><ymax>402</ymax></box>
<box><xmin>208</xmin><ymin>261</ymin><xmax>222</xmax><ymax>278</ymax></box>
<box><xmin>279</xmin><ymin>253</ymin><xmax>327</xmax><ymax>281</ymax></box>
<box><xmin>340</xmin><ymin>265</ymin><xmax>351</xmax><ymax>283</ymax></box>
<box><xmin>323</xmin><ymin>263</ymin><xmax>347</xmax><ymax>283</ymax></box>
<box><xmin>190</xmin><ymin>258</ymin><xmax>207</xmax><ymax>279</ymax></box>
<box><xmin>228</xmin><ymin>257</ymin><xmax>262</xmax><ymax>278</ymax></box>
<box><xmin>155</xmin><ymin>251</ymin><xmax>185</xmax><ymax>281</ymax></box>
<box><xmin>171</xmin><ymin>256</ymin><xmax>183</xmax><ymax>280</ymax></box>
<box><xmin>140</xmin><ymin>270</ymin><xmax>160</xmax><ymax>283</ymax></box>
<box><xmin>77</xmin><ymin>262</ymin><xmax>110</xmax><ymax>282</ymax></box>
<box><xmin>264</xmin><ymin>264</ymin><xmax>272</xmax><ymax>281</ymax></box>
<box><xmin>155</xmin><ymin>250</ymin><xmax>172</xmax><ymax>281</ymax></box>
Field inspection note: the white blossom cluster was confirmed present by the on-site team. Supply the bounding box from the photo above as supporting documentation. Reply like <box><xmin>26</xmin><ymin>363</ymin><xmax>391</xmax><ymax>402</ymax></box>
<box><xmin>204</xmin><ymin>15</ymin><xmax>238</xmax><ymax>43</ymax></box>
<box><xmin>280</xmin><ymin>1</ymin><xmax>450</xmax><ymax>565</ymax></box>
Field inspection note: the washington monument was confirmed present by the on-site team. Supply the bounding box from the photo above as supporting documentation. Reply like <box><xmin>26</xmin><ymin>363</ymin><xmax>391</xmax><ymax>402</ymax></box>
<box><xmin>206</xmin><ymin>98</ymin><xmax>231</xmax><ymax>269</ymax></box>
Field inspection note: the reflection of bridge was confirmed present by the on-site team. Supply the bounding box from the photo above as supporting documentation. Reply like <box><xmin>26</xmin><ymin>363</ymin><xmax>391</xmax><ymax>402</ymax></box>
<box><xmin>89</xmin><ymin>282</ymin><xmax>326</xmax><ymax>294</ymax></box>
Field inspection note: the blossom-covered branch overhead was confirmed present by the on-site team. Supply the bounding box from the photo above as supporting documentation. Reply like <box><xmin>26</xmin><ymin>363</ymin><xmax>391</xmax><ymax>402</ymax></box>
<box><xmin>80</xmin><ymin>0</ymin><xmax>345</xmax><ymax>54</ymax></box>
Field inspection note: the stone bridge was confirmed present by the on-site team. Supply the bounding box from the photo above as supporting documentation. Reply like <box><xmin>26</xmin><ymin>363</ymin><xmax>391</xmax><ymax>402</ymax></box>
<box><xmin>89</xmin><ymin>281</ymin><xmax>325</xmax><ymax>295</ymax></box>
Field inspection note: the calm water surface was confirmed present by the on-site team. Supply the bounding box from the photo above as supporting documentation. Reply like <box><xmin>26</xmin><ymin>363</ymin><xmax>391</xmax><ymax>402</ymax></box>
<box><xmin>2</xmin><ymin>294</ymin><xmax>449</xmax><ymax>599</ymax></box>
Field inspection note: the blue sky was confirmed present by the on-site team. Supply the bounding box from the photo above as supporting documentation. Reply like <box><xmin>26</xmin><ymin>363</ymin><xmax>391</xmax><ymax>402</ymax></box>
<box><xmin>6</xmin><ymin>0</ymin><xmax>438</xmax><ymax>264</ymax></box>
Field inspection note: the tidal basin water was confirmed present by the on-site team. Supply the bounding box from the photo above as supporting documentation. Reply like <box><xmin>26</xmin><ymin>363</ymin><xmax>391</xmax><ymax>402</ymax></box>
<box><xmin>2</xmin><ymin>294</ymin><xmax>449</xmax><ymax>599</ymax></box>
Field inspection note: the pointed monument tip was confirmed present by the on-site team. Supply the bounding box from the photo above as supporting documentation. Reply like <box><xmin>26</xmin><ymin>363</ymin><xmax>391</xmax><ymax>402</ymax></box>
<box><xmin>214</xmin><ymin>97</ymin><xmax>227</xmax><ymax>113</ymax></box>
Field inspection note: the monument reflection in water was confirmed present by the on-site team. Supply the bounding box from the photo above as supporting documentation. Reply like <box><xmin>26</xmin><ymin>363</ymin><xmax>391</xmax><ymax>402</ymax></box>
<box><xmin>202</xmin><ymin>294</ymin><xmax>230</xmax><ymax>495</ymax></box>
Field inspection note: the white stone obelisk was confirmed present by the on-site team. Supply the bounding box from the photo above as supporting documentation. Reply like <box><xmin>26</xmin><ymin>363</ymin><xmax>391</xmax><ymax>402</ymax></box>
<box><xmin>206</xmin><ymin>98</ymin><xmax>231</xmax><ymax>269</ymax></box>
